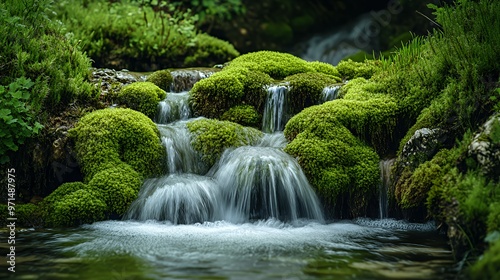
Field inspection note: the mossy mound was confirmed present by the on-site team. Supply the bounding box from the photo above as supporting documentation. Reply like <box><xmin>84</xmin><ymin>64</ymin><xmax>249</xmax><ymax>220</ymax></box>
<box><xmin>88</xmin><ymin>164</ymin><xmax>142</xmax><ymax>215</ymax></box>
<box><xmin>69</xmin><ymin>108</ymin><xmax>164</xmax><ymax>181</ymax></box>
<box><xmin>190</xmin><ymin>67</ymin><xmax>272</xmax><ymax>119</ymax></box>
<box><xmin>187</xmin><ymin>118</ymin><xmax>263</xmax><ymax>166</ymax></box>
<box><xmin>221</xmin><ymin>105</ymin><xmax>261</xmax><ymax>128</ymax></box>
<box><xmin>184</xmin><ymin>33</ymin><xmax>240</xmax><ymax>67</ymax></box>
<box><xmin>51</xmin><ymin>189</ymin><xmax>107</xmax><ymax>227</ymax></box>
<box><xmin>336</xmin><ymin>59</ymin><xmax>381</xmax><ymax>80</ymax></box>
<box><xmin>146</xmin><ymin>70</ymin><xmax>173</xmax><ymax>91</ymax></box>
<box><xmin>225</xmin><ymin>51</ymin><xmax>316</xmax><ymax>80</ymax></box>
<box><xmin>308</xmin><ymin>61</ymin><xmax>340</xmax><ymax>77</ymax></box>
<box><xmin>117</xmin><ymin>82</ymin><xmax>166</xmax><ymax>119</ymax></box>
<box><xmin>284</xmin><ymin>72</ymin><xmax>341</xmax><ymax>115</ymax></box>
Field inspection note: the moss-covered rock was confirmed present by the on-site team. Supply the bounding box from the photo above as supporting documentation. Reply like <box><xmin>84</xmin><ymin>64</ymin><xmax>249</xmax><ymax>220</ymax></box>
<box><xmin>336</xmin><ymin>59</ymin><xmax>381</xmax><ymax>80</ymax></box>
<box><xmin>221</xmin><ymin>105</ymin><xmax>261</xmax><ymax>128</ymax></box>
<box><xmin>308</xmin><ymin>61</ymin><xmax>340</xmax><ymax>77</ymax></box>
<box><xmin>284</xmin><ymin>72</ymin><xmax>341</xmax><ymax>115</ymax></box>
<box><xmin>51</xmin><ymin>188</ymin><xmax>107</xmax><ymax>227</ymax></box>
<box><xmin>225</xmin><ymin>50</ymin><xmax>316</xmax><ymax>80</ymax></box>
<box><xmin>184</xmin><ymin>33</ymin><xmax>240</xmax><ymax>67</ymax></box>
<box><xmin>69</xmin><ymin>108</ymin><xmax>164</xmax><ymax>181</ymax></box>
<box><xmin>88</xmin><ymin>164</ymin><xmax>142</xmax><ymax>215</ymax></box>
<box><xmin>117</xmin><ymin>82</ymin><xmax>166</xmax><ymax>119</ymax></box>
<box><xmin>146</xmin><ymin>70</ymin><xmax>173</xmax><ymax>91</ymax></box>
<box><xmin>190</xmin><ymin>67</ymin><xmax>272</xmax><ymax>119</ymax></box>
<box><xmin>187</xmin><ymin>118</ymin><xmax>263</xmax><ymax>166</ymax></box>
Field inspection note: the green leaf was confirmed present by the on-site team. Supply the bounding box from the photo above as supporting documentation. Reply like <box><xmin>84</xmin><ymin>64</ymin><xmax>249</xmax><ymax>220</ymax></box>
<box><xmin>0</xmin><ymin>109</ymin><xmax>12</xmax><ymax>118</ymax></box>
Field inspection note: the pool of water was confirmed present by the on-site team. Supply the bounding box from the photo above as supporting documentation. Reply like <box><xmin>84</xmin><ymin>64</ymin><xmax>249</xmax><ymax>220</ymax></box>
<box><xmin>1</xmin><ymin>219</ymin><xmax>458</xmax><ymax>279</ymax></box>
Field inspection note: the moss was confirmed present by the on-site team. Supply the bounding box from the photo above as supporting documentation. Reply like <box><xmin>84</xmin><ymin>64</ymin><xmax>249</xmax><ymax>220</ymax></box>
<box><xmin>470</xmin><ymin>238</ymin><xmax>500</xmax><ymax>280</ymax></box>
<box><xmin>69</xmin><ymin>108</ymin><xmax>164</xmax><ymax>181</ymax></box>
<box><xmin>487</xmin><ymin>203</ymin><xmax>500</xmax><ymax>233</ymax></box>
<box><xmin>187</xmin><ymin>118</ymin><xmax>263</xmax><ymax>166</ymax></box>
<box><xmin>51</xmin><ymin>189</ymin><xmax>107</xmax><ymax>227</ymax></box>
<box><xmin>336</xmin><ymin>59</ymin><xmax>381</xmax><ymax>80</ymax></box>
<box><xmin>221</xmin><ymin>105</ymin><xmax>261</xmax><ymax>128</ymax></box>
<box><xmin>396</xmin><ymin>160</ymin><xmax>442</xmax><ymax>209</ymax></box>
<box><xmin>16</xmin><ymin>203</ymin><xmax>43</xmax><ymax>227</ymax></box>
<box><xmin>284</xmin><ymin>72</ymin><xmax>341</xmax><ymax>115</ymax></box>
<box><xmin>146</xmin><ymin>70</ymin><xmax>173</xmax><ymax>91</ymax></box>
<box><xmin>88</xmin><ymin>163</ymin><xmax>142</xmax><ymax>215</ymax></box>
<box><xmin>117</xmin><ymin>82</ymin><xmax>166</xmax><ymax>119</ymax></box>
<box><xmin>342</xmin><ymin>51</ymin><xmax>374</xmax><ymax>63</ymax></box>
<box><xmin>284</xmin><ymin>119</ymin><xmax>379</xmax><ymax>218</ymax></box>
<box><xmin>184</xmin><ymin>33</ymin><xmax>240</xmax><ymax>67</ymax></box>
<box><xmin>190</xmin><ymin>67</ymin><xmax>272</xmax><ymax>119</ymax></box>
<box><xmin>308</xmin><ymin>61</ymin><xmax>340</xmax><ymax>77</ymax></box>
<box><xmin>225</xmin><ymin>50</ymin><xmax>315</xmax><ymax>80</ymax></box>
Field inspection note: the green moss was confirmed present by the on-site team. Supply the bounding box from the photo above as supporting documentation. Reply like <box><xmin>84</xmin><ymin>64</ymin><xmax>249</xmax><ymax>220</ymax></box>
<box><xmin>184</xmin><ymin>33</ymin><xmax>240</xmax><ymax>67</ymax></box>
<box><xmin>487</xmin><ymin>203</ymin><xmax>500</xmax><ymax>233</ymax></box>
<box><xmin>342</xmin><ymin>51</ymin><xmax>374</xmax><ymax>63</ymax></box>
<box><xmin>225</xmin><ymin>50</ymin><xmax>315</xmax><ymax>80</ymax></box>
<box><xmin>221</xmin><ymin>105</ymin><xmax>261</xmax><ymax>128</ymax></box>
<box><xmin>51</xmin><ymin>189</ymin><xmax>107</xmax><ymax>227</ymax></box>
<box><xmin>43</xmin><ymin>181</ymin><xmax>88</xmax><ymax>205</ymax></box>
<box><xmin>190</xmin><ymin>67</ymin><xmax>272</xmax><ymax>119</ymax></box>
<box><xmin>396</xmin><ymin>160</ymin><xmax>442</xmax><ymax>209</ymax></box>
<box><xmin>308</xmin><ymin>61</ymin><xmax>340</xmax><ymax>77</ymax></box>
<box><xmin>146</xmin><ymin>70</ymin><xmax>173</xmax><ymax>91</ymax></box>
<box><xmin>187</xmin><ymin>118</ymin><xmax>263</xmax><ymax>166</ymax></box>
<box><xmin>284</xmin><ymin>72</ymin><xmax>341</xmax><ymax>115</ymax></box>
<box><xmin>16</xmin><ymin>203</ymin><xmax>43</xmax><ymax>227</ymax></box>
<box><xmin>470</xmin><ymin>238</ymin><xmax>500</xmax><ymax>280</ymax></box>
<box><xmin>336</xmin><ymin>59</ymin><xmax>381</xmax><ymax>80</ymax></box>
<box><xmin>117</xmin><ymin>82</ymin><xmax>166</xmax><ymax>119</ymax></box>
<box><xmin>88</xmin><ymin>164</ymin><xmax>142</xmax><ymax>215</ymax></box>
<box><xmin>69</xmin><ymin>108</ymin><xmax>164</xmax><ymax>181</ymax></box>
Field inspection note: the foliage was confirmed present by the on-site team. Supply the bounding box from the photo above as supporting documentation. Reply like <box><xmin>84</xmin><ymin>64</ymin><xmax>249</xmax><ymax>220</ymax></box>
<box><xmin>68</xmin><ymin>108</ymin><xmax>164</xmax><ymax>181</ymax></box>
<box><xmin>146</xmin><ymin>70</ymin><xmax>173</xmax><ymax>91</ymax></box>
<box><xmin>88</xmin><ymin>164</ymin><xmax>142</xmax><ymax>215</ymax></box>
<box><xmin>187</xmin><ymin>118</ymin><xmax>263</xmax><ymax>166</ymax></box>
<box><xmin>336</xmin><ymin>59</ymin><xmax>381</xmax><ymax>80</ymax></box>
<box><xmin>221</xmin><ymin>105</ymin><xmax>261</xmax><ymax>128</ymax></box>
<box><xmin>284</xmin><ymin>72</ymin><xmax>341</xmax><ymax>115</ymax></box>
<box><xmin>0</xmin><ymin>78</ymin><xmax>43</xmax><ymax>164</ymax></box>
<box><xmin>117</xmin><ymin>82</ymin><xmax>166</xmax><ymax>119</ymax></box>
<box><xmin>470</xmin><ymin>236</ymin><xmax>500</xmax><ymax>279</ymax></box>
<box><xmin>184</xmin><ymin>33</ymin><xmax>240</xmax><ymax>67</ymax></box>
<box><xmin>0</xmin><ymin>0</ymin><xmax>95</xmax><ymax>110</ymax></box>
<box><xmin>190</xmin><ymin>67</ymin><xmax>272</xmax><ymax>119</ymax></box>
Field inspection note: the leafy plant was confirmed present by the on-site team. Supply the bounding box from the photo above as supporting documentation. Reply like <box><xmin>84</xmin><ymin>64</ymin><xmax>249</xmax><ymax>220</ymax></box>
<box><xmin>0</xmin><ymin>77</ymin><xmax>43</xmax><ymax>163</ymax></box>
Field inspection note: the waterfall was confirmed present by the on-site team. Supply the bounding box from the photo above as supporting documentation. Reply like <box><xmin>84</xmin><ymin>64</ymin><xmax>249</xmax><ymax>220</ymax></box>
<box><xmin>321</xmin><ymin>85</ymin><xmax>341</xmax><ymax>102</ymax></box>
<box><xmin>158</xmin><ymin>120</ymin><xmax>208</xmax><ymax>175</ymax></box>
<box><xmin>156</xmin><ymin>91</ymin><xmax>191</xmax><ymax>124</ymax></box>
<box><xmin>262</xmin><ymin>85</ymin><xmax>289</xmax><ymax>133</ymax></box>
<box><xmin>210</xmin><ymin>146</ymin><xmax>325</xmax><ymax>223</ymax></box>
<box><xmin>379</xmin><ymin>159</ymin><xmax>395</xmax><ymax>219</ymax></box>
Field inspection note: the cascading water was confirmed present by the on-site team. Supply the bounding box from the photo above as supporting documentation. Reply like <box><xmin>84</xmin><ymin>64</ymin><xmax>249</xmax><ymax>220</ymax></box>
<box><xmin>379</xmin><ymin>159</ymin><xmax>395</xmax><ymax>219</ymax></box>
<box><xmin>156</xmin><ymin>91</ymin><xmax>191</xmax><ymax>124</ymax></box>
<box><xmin>262</xmin><ymin>84</ymin><xmax>288</xmax><ymax>133</ymax></box>
<box><xmin>321</xmin><ymin>85</ymin><xmax>341</xmax><ymax>102</ymax></box>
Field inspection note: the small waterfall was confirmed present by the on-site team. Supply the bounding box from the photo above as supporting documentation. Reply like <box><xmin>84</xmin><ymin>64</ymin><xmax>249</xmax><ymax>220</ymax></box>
<box><xmin>262</xmin><ymin>85</ymin><xmax>289</xmax><ymax>133</ymax></box>
<box><xmin>379</xmin><ymin>159</ymin><xmax>395</xmax><ymax>219</ymax></box>
<box><xmin>321</xmin><ymin>85</ymin><xmax>341</xmax><ymax>102</ymax></box>
<box><xmin>156</xmin><ymin>91</ymin><xmax>191</xmax><ymax>124</ymax></box>
<box><xmin>211</xmin><ymin>146</ymin><xmax>324</xmax><ymax>223</ymax></box>
<box><xmin>125</xmin><ymin>173</ymin><xmax>219</xmax><ymax>224</ymax></box>
<box><xmin>158</xmin><ymin>120</ymin><xmax>208</xmax><ymax>175</ymax></box>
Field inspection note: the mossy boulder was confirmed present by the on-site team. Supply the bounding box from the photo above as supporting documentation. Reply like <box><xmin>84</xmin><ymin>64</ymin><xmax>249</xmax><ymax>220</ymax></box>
<box><xmin>69</xmin><ymin>108</ymin><xmax>164</xmax><ymax>181</ymax></box>
<box><xmin>284</xmin><ymin>72</ymin><xmax>341</xmax><ymax>115</ymax></box>
<box><xmin>146</xmin><ymin>70</ymin><xmax>173</xmax><ymax>91</ymax></box>
<box><xmin>117</xmin><ymin>82</ymin><xmax>166</xmax><ymax>119</ymax></box>
<box><xmin>51</xmin><ymin>189</ymin><xmax>107</xmax><ymax>227</ymax></box>
<box><xmin>308</xmin><ymin>61</ymin><xmax>340</xmax><ymax>77</ymax></box>
<box><xmin>184</xmin><ymin>33</ymin><xmax>240</xmax><ymax>67</ymax></box>
<box><xmin>336</xmin><ymin>59</ymin><xmax>381</xmax><ymax>80</ymax></box>
<box><xmin>190</xmin><ymin>67</ymin><xmax>272</xmax><ymax>119</ymax></box>
<box><xmin>187</xmin><ymin>118</ymin><xmax>263</xmax><ymax>166</ymax></box>
<box><xmin>88</xmin><ymin>164</ymin><xmax>142</xmax><ymax>215</ymax></box>
<box><xmin>221</xmin><ymin>105</ymin><xmax>261</xmax><ymax>128</ymax></box>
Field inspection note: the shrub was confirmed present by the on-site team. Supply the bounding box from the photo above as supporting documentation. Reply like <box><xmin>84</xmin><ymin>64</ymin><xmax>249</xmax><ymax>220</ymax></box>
<box><xmin>221</xmin><ymin>105</ymin><xmax>261</xmax><ymax>128</ymax></box>
<box><xmin>184</xmin><ymin>33</ymin><xmax>240</xmax><ymax>67</ymax></box>
<box><xmin>88</xmin><ymin>164</ymin><xmax>142</xmax><ymax>215</ymax></box>
<box><xmin>187</xmin><ymin>118</ymin><xmax>263</xmax><ymax>166</ymax></box>
<box><xmin>51</xmin><ymin>189</ymin><xmax>107</xmax><ymax>227</ymax></box>
<box><xmin>68</xmin><ymin>108</ymin><xmax>164</xmax><ymax>181</ymax></box>
<box><xmin>117</xmin><ymin>82</ymin><xmax>166</xmax><ymax>119</ymax></box>
<box><xmin>146</xmin><ymin>70</ymin><xmax>173</xmax><ymax>91</ymax></box>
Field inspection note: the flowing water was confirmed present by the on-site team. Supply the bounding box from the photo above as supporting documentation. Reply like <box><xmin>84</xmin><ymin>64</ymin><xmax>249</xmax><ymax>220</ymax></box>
<box><xmin>379</xmin><ymin>159</ymin><xmax>395</xmax><ymax>219</ymax></box>
<box><xmin>3</xmin><ymin>76</ymin><xmax>459</xmax><ymax>279</ymax></box>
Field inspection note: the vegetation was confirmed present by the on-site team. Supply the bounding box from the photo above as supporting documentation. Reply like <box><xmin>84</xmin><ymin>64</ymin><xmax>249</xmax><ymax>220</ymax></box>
<box><xmin>146</xmin><ymin>70</ymin><xmax>174</xmax><ymax>91</ymax></box>
<box><xmin>117</xmin><ymin>82</ymin><xmax>166</xmax><ymax>119</ymax></box>
<box><xmin>184</xmin><ymin>33</ymin><xmax>240</xmax><ymax>67</ymax></box>
<box><xmin>221</xmin><ymin>105</ymin><xmax>261</xmax><ymax>128</ymax></box>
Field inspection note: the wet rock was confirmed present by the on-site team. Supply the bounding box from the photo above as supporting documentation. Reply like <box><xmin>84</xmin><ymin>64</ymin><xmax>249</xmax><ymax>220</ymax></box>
<box><xmin>399</xmin><ymin>128</ymin><xmax>449</xmax><ymax>168</ymax></box>
<box><xmin>170</xmin><ymin>68</ymin><xmax>219</xmax><ymax>92</ymax></box>
<box><xmin>90</xmin><ymin>68</ymin><xmax>147</xmax><ymax>97</ymax></box>
<box><xmin>468</xmin><ymin>113</ymin><xmax>500</xmax><ymax>177</ymax></box>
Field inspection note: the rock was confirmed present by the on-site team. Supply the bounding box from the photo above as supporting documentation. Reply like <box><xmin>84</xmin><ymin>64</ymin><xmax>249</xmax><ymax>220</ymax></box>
<box><xmin>468</xmin><ymin>113</ymin><xmax>500</xmax><ymax>177</ymax></box>
<box><xmin>90</xmin><ymin>68</ymin><xmax>147</xmax><ymax>97</ymax></box>
<box><xmin>170</xmin><ymin>68</ymin><xmax>218</xmax><ymax>92</ymax></box>
<box><xmin>400</xmin><ymin>128</ymin><xmax>449</xmax><ymax>168</ymax></box>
